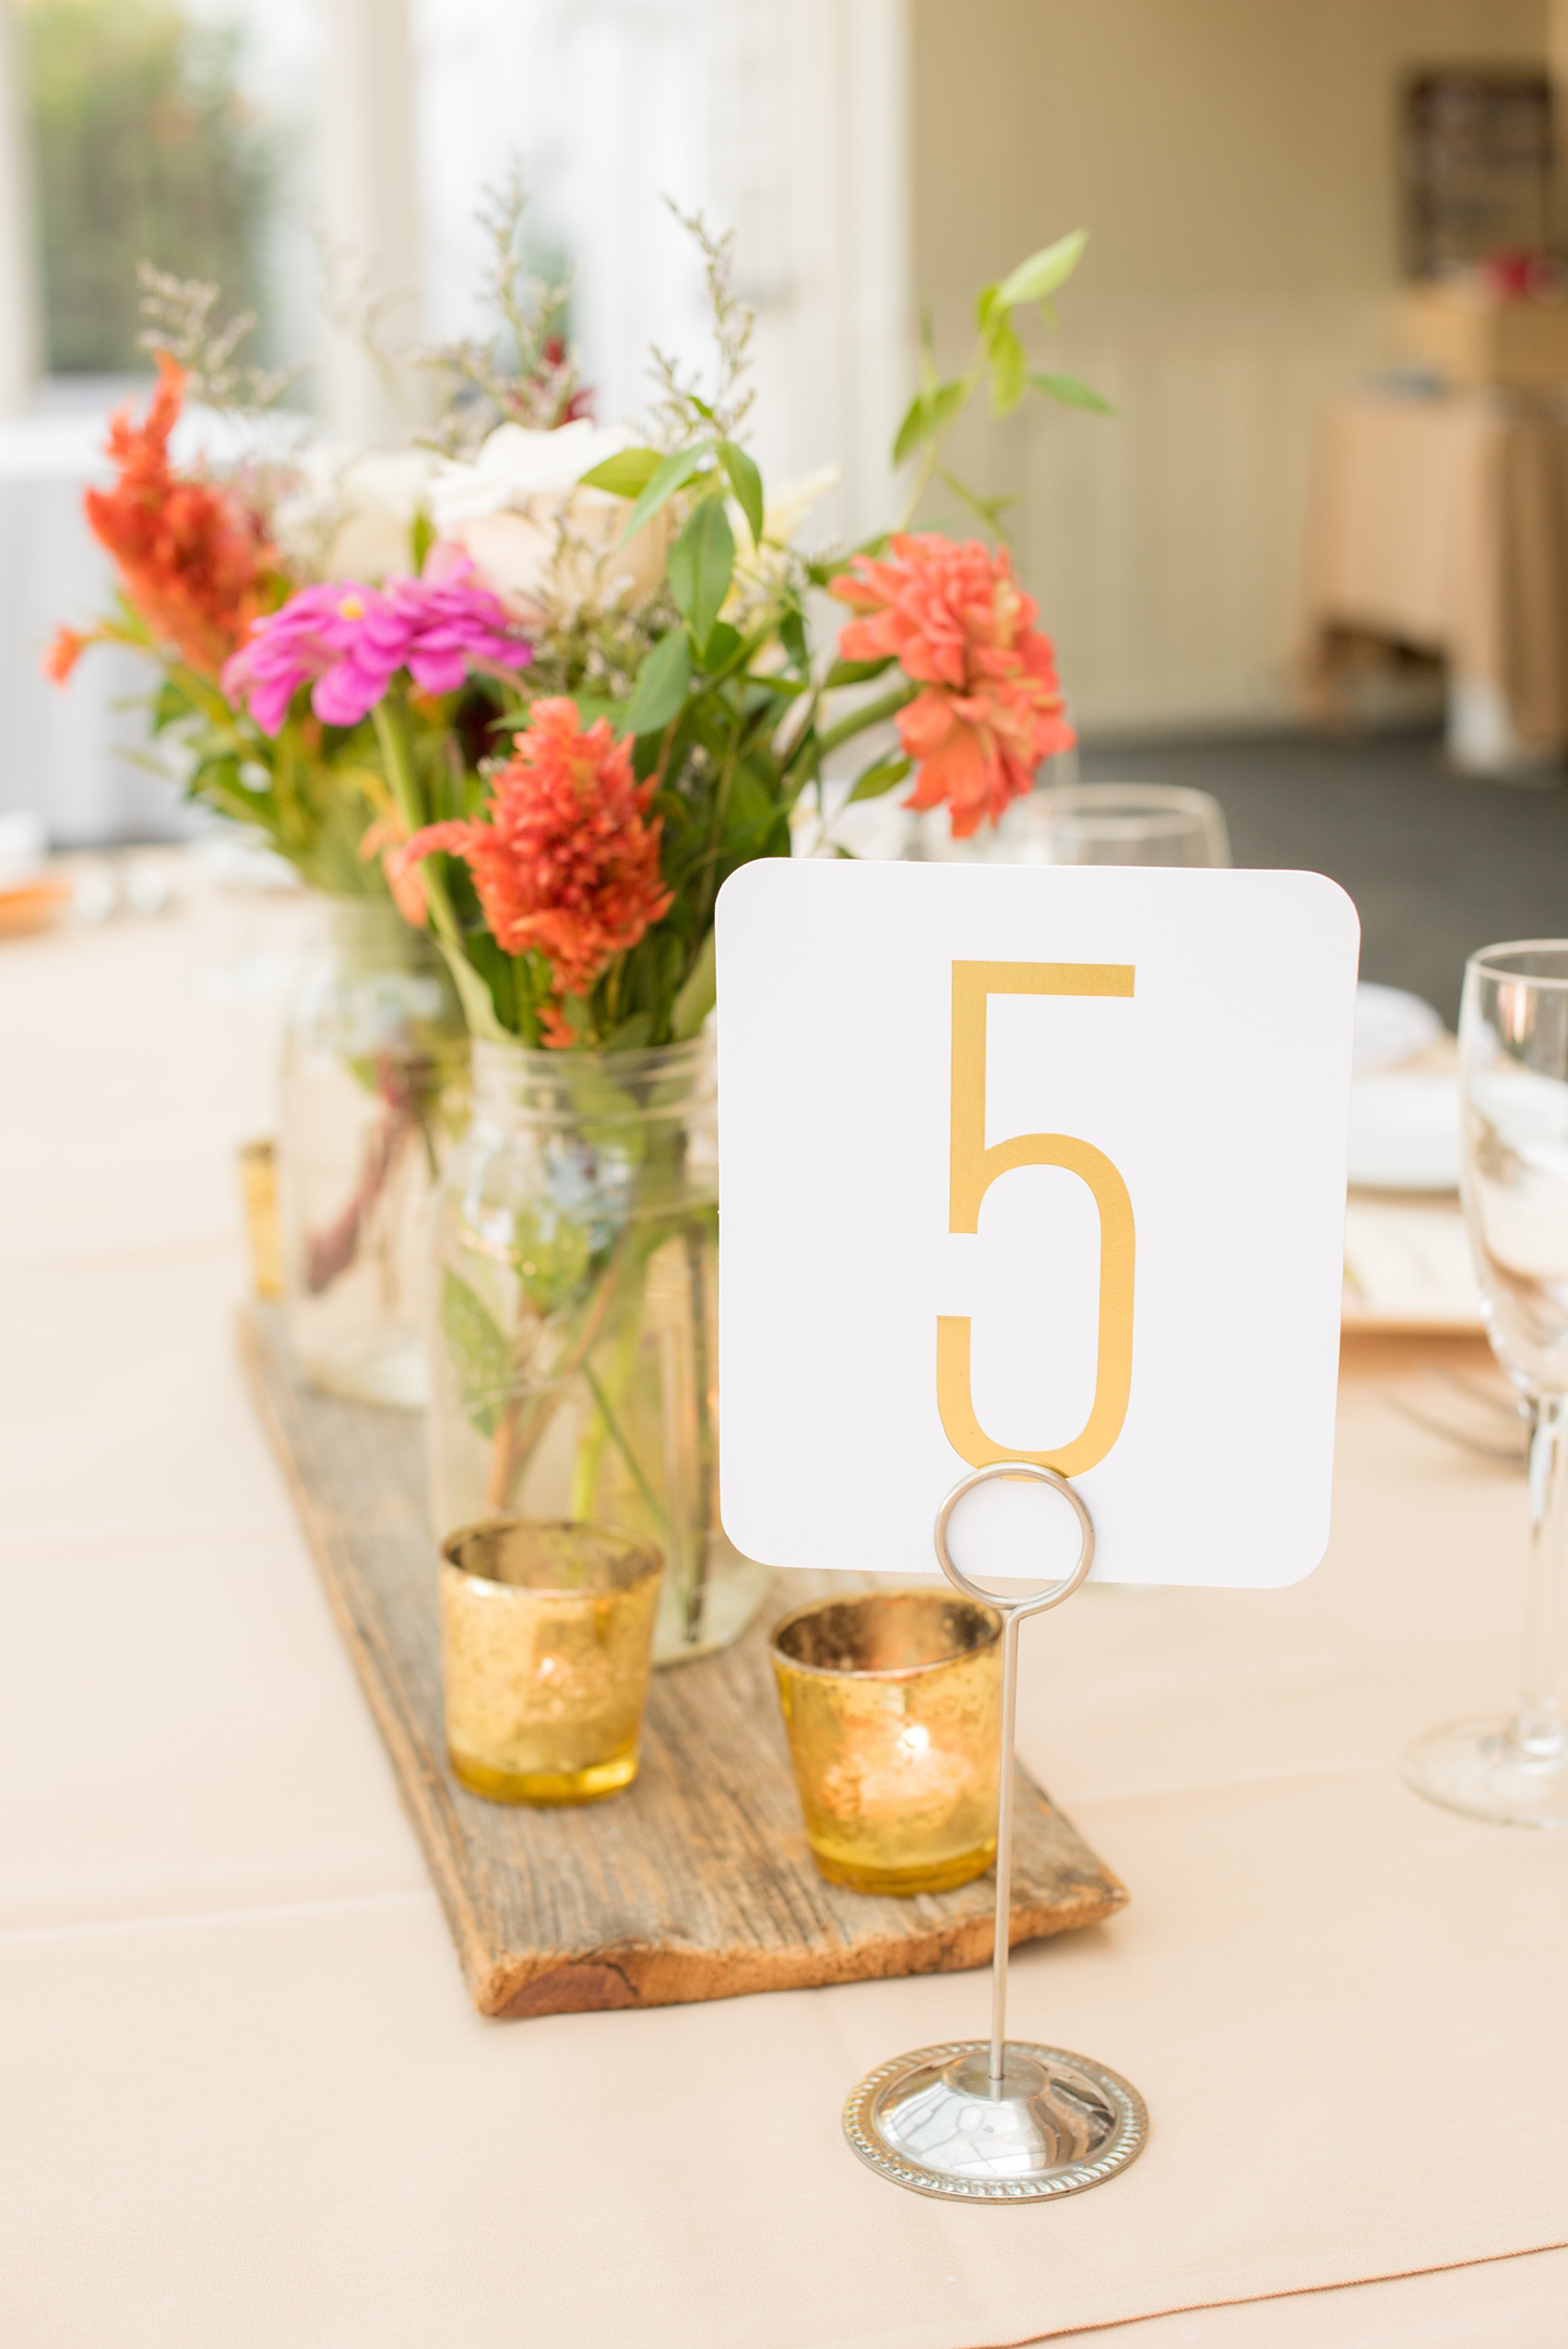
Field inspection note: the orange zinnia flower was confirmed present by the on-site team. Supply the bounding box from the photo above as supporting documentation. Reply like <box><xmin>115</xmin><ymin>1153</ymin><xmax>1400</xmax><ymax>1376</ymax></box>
<box><xmin>393</xmin><ymin>696</ymin><xmax>673</xmax><ymax>1046</ymax></box>
<box><xmin>82</xmin><ymin>351</ymin><xmax>276</xmax><ymax>678</ymax></box>
<box><xmin>831</xmin><ymin>533</ymin><xmax>1075</xmax><ymax>836</ymax></box>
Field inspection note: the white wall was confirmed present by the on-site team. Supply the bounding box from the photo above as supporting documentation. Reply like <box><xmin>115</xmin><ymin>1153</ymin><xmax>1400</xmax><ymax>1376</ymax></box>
<box><xmin>912</xmin><ymin>0</ymin><xmax>1549</xmax><ymax>734</ymax></box>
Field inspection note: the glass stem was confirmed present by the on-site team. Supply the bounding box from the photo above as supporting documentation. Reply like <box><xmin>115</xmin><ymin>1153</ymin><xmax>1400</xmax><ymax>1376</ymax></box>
<box><xmin>1515</xmin><ymin>1394</ymin><xmax>1568</xmax><ymax>1758</ymax></box>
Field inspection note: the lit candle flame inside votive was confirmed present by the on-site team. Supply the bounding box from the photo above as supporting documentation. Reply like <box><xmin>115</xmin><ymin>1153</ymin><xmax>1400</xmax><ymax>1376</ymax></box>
<box><xmin>820</xmin><ymin>1714</ymin><xmax>977</xmax><ymax>1828</ymax></box>
<box><xmin>440</xmin><ymin>1520</ymin><xmax>662</xmax><ymax>1807</ymax></box>
<box><xmin>769</xmin><ymin>1588</ymin><xmax>1002</xmax><ymax>1895</ymax></box>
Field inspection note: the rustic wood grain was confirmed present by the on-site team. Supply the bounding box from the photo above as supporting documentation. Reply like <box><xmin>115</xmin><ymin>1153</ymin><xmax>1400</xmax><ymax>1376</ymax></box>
<box><xmin>239</xmin><ymin>1304</ymin><xmax>1128</xmax><ymax>2019</ymax></box>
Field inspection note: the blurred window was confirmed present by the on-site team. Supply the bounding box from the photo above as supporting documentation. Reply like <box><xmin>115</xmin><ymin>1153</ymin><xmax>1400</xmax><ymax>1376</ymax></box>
<box><xmin>18</xmin><ymin>0</ymin><xmax>318</xmax><ymax>378</ymax></box>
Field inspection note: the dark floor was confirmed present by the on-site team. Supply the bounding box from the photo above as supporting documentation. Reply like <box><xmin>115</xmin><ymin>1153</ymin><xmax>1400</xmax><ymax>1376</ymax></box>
<box><xmin>1078</xmin><ymin>730</ymin><xmax>1568</xmax><ymax>1027</ymax></box>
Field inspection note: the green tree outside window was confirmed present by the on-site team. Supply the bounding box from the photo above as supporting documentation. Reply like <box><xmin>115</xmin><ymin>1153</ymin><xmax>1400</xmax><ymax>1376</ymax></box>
<box><xmin>21</xmin><ymin>0</ymin><xmax>278</xmax><ymax>374</ymax></box>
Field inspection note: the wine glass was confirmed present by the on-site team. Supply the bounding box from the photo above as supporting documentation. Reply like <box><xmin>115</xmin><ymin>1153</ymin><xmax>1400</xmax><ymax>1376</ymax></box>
<box><xmin>921</xmin><ymin>781</ymin><xmax>1231</xmax><ymax>868</ymax></box>
<box><xmin>1405</xmin><ymin>942</ymin><xmax>1568</xmax><ymax>1826</ymax></box>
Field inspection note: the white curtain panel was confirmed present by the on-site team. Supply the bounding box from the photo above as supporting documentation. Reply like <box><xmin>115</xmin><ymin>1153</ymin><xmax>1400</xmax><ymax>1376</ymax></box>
<box><xmin>413</xmin><ymin>0</ymin><xmax>913</xmax><ymax>546</ymax></box>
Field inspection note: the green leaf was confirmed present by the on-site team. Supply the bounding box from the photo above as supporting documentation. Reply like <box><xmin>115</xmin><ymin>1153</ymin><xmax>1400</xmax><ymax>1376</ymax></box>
<box><xmin>988</xmin><ymin>318</ymin><xmax>1028</xmax><ymax>418</ymax></box>
<box><xmin>845</xmin><ymin>753</ymin><xmax>911</xmax><ymax>806</ymax></box>
<box><xmin>433</xmin><ymin>930</ymin><xmax>511</xmax><ymax>1044</ymax></box>
<box><xmin>936</xmin><ymin>467</ymin><xmax>1018</xmax><ymax>538</ymax></box>
<box><xmin>995</xmin><ymin>229</ymin><xmax>1088</xmax><ymax>312</ymax></box>
<box><xmin>570</xmin><ymin>692</ymin><xmax>625</xmax><ymax>728</ymax></box>
<box><xmin>668</xmin><ymin>496</ymin><xmax>735</xmax><ymax>651</ymax></box>
<box><xmin>700</xmin><ymin>621</ymin><xmax>742</xmax><ymax>674</ymax></box>
<box><xmin>891</xmin><ymin>392</ymin><xmax>928</xmax><ymax>469</ymax></box>
<box><xmin>826</xmin><ymin>655</ymin><xmax>896</xmax><ymax>688</ymax></box>
<box><xmin>624</xmin><ymin>628</ymin><xmax>692</xmax><ymax>736</ymax></box>
<box><xmin>918</xmin><ymin>303</ymin><xmax>939</xmax><ymax>388</ymax></box>
<box><xmin>1028</xmin><ymin>371</ymin><xmax>1115</xmax><ymax>415</ymax></box>
<box><xmin>974</xmin><ymin>283</ymin><xmax>1001</xmax><ymax>335</ymax></box>
<box><xmin>150</xmin><ymin>676</ymin><xmax>189</xmax><ymax>734</ymax></box>
<box><xmin>578</xmin><ymin>445</ymin><xmax>663</xmax><ymax>498</ymax></box>
<box><xmin>410</xmin><ymin>507</ymin><xmax>436</xmax><ymax>573</ymax></box>
<box><xmin>509</xmin><ymin>1208</ymin><xmax>592</xmax><ymax>1311</ymax></box>
<box><xmin>440</xmin><ymin>1271</ymin><xmax>510</xmax><ymax>1440</ymax></box>
<box><xmin>892</xmin><ymin>378</ymin><xmax>967</xmax><ymax>468</ymax></box>
<box><xmin>671</xmin><ymin>929</ymin><xmax>717</xmax><ymax>1039</ymax></box>
<box><xmin>619</xmin><ymin>444</ymin><xmax>708</xmax><ymax>544</ymax></box>
<box><xmin>779</xmin><ymin>605</ymin><xmax>809</xmax><ymax>669</ymax></box>
<box><xmin>717</xmin><ymin>439</ymin><xmax>766</xmax><ymax>546</ymax></box>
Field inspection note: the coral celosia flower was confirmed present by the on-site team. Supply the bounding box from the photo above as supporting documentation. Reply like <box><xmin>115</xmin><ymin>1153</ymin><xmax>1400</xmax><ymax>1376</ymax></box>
<box><xmin>221</xmin><ymin>564</ymin><xmax>532</xmax><ymax>734</ymax></box>
<box><xmin>80</xmin><ymin>352</ymin><xmax>275</xmax><ymax>678</ymax></box>
<box><xmin>392</xmin><ymin>696</ymin><xmax>672</xmax><ymax>1044</ymax></box>
<box><xmin>43</xmin><ymin>626</ymin><xmax>92</xmax><ymax>684</ymax></box>
<box><xmin>831</xmin><ymin>533</ymin><xmax>1075</xmax><ymax>836</ymax></box>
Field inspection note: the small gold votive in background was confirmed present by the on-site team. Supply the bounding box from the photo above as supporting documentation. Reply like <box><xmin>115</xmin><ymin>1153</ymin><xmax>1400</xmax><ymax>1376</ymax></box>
<box><xmin>440</xmin><ymin>1520</ymin><xmax>663</xmax><ymax>1805</ymax></box>
<box><xmin>237</xmin><ymin>1139</ymin><xmax>280</xmax><ymax>1299</ymax></box>
<box><xmin>769</xmin><ymin>1589</ymin><xmax>1002</xmax><ymax>1895</ymax></box>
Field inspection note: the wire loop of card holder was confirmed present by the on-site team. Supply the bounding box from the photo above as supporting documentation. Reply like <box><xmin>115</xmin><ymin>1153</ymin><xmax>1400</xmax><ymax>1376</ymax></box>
<box><xmin>842</xmin><ymin>1461</ymin><xmax>1149</xmax><ymax>2202</ymax></box>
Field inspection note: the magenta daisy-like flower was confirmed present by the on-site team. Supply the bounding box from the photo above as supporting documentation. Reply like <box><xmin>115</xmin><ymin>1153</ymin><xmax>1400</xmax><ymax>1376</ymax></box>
<box><xmin>221</xmin><ymin>564</ymin><xmax>531</xmax><ymax>734</ymax></box>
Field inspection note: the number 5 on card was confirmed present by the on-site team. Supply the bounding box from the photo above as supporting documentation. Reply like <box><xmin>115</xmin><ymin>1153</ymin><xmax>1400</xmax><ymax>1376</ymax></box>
<box><xmin>715</xmin><ymin>859</ymin><xmax>1357</xmax><ymax>1591</ymax></box>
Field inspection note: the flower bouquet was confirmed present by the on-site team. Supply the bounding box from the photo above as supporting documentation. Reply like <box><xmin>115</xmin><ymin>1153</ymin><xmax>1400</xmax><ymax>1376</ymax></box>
<box><xmin>373</xmin><ymin>212</ymin><xmax>1103</xmax><ymax>1655</ymax></box>
<box><xmin>52</xmin><ymin>194</ymin><xmax>1102</xmax><ymax>1644</ymax></box>
<box><xmin>47</xmin><ymin>260</ymin><xmax>567</xmax><ymax>1402</ymax></box>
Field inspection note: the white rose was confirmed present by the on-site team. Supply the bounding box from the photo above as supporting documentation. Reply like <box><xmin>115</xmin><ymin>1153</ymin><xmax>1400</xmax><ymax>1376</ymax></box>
<box><xmin>429</xmin><ymin>420</ymin><xmax>669</xmax><ymax>620</ymax></box>
<box><xmin>272</xmin><ymin>445</ymin><xmax>442</xmax><ymax>583</ymax></box>
<box><xmin>429</xmin><ymin>419</ymin><xmax>633</xmax><ymax>519</ymax></box>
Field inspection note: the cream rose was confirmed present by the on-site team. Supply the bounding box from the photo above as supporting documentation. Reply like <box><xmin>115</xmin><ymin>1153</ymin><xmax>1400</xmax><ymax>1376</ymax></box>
<box><xmin>427</xmin><ymin>420</ymin><xmax>670</xmax><ymax>620</ymax></box>
<box><xmin>271</xmin><ymin>445</ymin><xmax>443</xmax><ymax>583</ymax></box>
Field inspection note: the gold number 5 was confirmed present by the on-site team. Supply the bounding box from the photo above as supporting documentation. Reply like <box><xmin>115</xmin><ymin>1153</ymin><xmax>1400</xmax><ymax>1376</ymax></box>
<box><xmin>936</xmin><ymin>960</ymin><xmax>1135</xmax><ymax>1477</ymax></box>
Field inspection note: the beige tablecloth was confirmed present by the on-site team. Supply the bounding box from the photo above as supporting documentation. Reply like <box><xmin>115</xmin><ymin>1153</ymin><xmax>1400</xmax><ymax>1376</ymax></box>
<box><xmin>1299</xmin><ymin>391</ymin><xmax>1568</xmax><ymax>757</ymax></box>
<box><xmin>4</xmin><ymin>860</ymin><xmax>1568</xmax><ymax>2348</ymax></box>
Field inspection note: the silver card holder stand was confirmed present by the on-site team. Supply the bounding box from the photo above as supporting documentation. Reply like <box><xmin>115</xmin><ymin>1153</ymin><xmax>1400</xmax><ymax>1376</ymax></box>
<box><xmin>843</xmin><ymin>1461</ymin><xmax>1149</xmax><ymax>2201</ymax></box>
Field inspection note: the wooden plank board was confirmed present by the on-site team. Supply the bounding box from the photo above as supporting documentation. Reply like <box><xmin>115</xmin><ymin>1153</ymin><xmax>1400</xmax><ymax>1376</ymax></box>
<box><xmin>240</xmin><ymin>1304</ymin><xmax>1128</xmax><ymax>2019</ymax></box>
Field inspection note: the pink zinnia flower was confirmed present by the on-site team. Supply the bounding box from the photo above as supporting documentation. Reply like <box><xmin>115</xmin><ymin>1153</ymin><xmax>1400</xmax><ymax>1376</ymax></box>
<box><xmin>221</xmin><ymin>564</ymin><xmax>531</xmax><ymax>734</ymax></box>
<box><xmin>831</xmin><ymin>534</ymin><xmax>1075</xmax><ymax>836</ymax></box>
<box><xmin>392</xmin><ymin>697</ymin><xmax>672</xmax><ymax>1046</ymax></box>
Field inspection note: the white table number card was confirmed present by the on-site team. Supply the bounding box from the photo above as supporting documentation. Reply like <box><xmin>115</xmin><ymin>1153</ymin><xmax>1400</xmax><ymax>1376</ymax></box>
<box><xmin>716</xmin><ymin>860</ymin><xmax>1359</xmax><ymax>1589</ymax></box>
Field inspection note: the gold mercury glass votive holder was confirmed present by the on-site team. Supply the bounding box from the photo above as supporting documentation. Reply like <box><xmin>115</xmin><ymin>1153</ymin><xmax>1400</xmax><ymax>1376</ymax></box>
<box><xmin>769</xmin><ymin>1588</ymin><xmax>1003</xmax><ymax>1894</ymax></box>
<box><xmin>440</xmin><ymin>1520</ymin><xmax>663</xmax><ymax>1805</ymax></box>
<box><xmin>237</xmin><ymin>1139</ymin><xmax>280</xmax><ymax>1299</ymax></box>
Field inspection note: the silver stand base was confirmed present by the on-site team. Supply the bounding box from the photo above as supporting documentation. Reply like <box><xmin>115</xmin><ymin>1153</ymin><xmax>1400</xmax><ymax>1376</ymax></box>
<box><xmin>847</xmin><ymin>1469</ymin><xmax>1147</xmax><ymax>2203</ymax></box>
<box><xmin>844</xmin><ymin>2039</ymin><xmax>1147</xmax><ymax>2202</ymax></box>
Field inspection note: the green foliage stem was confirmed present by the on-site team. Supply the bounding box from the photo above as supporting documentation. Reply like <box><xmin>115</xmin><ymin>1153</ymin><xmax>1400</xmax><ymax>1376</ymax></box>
<box><xmin>892</xmin><ymin>228</ymin><xmax>1110</xmax><ymax>535</ymax></box>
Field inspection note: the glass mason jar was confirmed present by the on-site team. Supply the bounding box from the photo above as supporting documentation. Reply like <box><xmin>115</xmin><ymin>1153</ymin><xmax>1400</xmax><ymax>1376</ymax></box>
<box><xmin>279</xmin><ymin>896</ymin><xmax>466</xmax><ymax>1408</ymax></box>
<box><xmin>427</xmin><ymin>1035</ymin><xmax>771</xmax><ymax>1665</ymax></box>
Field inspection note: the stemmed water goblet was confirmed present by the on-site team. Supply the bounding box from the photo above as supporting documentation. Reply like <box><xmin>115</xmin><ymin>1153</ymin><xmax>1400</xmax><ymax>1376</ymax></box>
<box><xmin>920</xmin><ymin>779</ymin><xmax>1232</xmax><ymax>869</ymax></box>
<box><xmin>1405</xmin><ymin>942</ymin><xmax>1568</xmax><ymax>1826</ymax></box>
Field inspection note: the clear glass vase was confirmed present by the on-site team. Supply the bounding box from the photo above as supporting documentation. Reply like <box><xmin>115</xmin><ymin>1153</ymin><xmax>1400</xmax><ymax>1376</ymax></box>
<box><xmin>279</xmin><ymin>896</ymin><xmax>466</xmax><ymax>1408</ymax></box>
<box><xmin>426</xmin><ymin>1035</ymin><xmax>771</xmax><ymax>1665</ymax></box>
